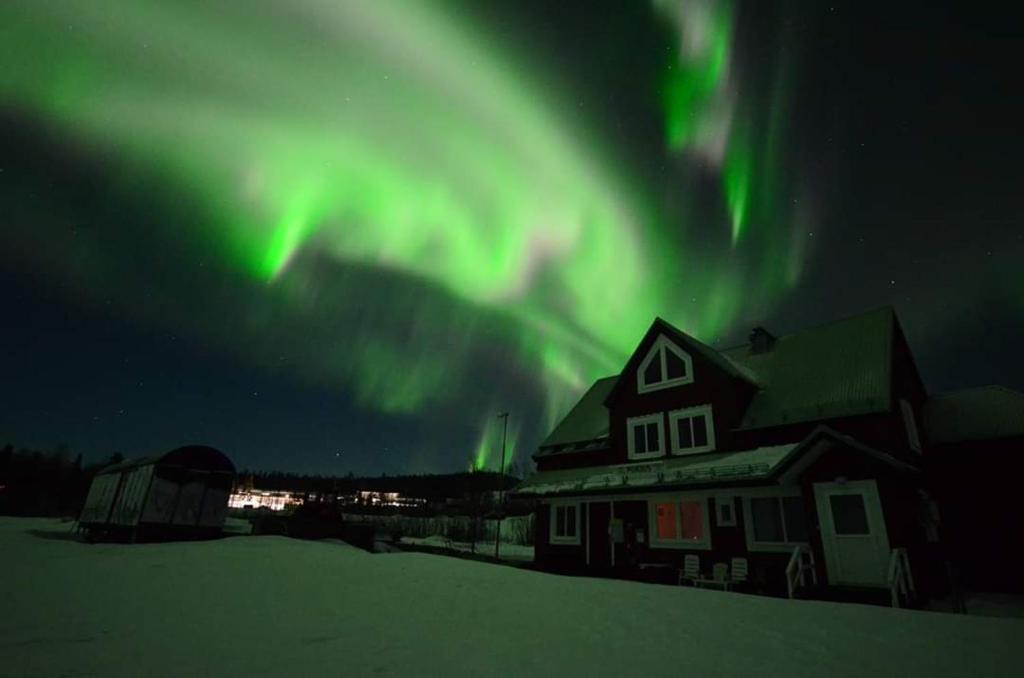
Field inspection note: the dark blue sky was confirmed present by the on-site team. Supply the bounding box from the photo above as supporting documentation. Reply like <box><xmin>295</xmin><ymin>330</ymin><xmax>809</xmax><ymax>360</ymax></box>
<box><xmin>2</xmin><ymin>1</ymin><xmax>1021</xmax><ymax>474</ymax></box>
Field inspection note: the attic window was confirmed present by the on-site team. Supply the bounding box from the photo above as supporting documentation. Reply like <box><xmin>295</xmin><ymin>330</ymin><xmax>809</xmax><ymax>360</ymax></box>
<box><xmin>637</xmin><ymin>336</ymin><xmax>694</xmax><ymax>394</ymax></box>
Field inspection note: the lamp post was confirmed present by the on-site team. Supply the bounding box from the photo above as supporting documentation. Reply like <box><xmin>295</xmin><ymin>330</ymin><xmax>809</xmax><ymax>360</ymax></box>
<box><xmin>494</xmin><ymin>411</ymin><xmax>509</xmax><ymax>559</ymax></box>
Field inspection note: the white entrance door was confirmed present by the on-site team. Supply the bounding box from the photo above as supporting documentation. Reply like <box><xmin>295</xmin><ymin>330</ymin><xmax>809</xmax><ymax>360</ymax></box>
<box><xmin>813</xmin><ymin>479</ymin><xmax>890</xmax><ymax>587</ymax></box>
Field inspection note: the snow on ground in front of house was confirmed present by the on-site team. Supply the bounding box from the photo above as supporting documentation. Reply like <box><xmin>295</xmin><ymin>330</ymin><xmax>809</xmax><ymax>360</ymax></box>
<box><xmin>2</xmin><ymin>518</ymin><xmax>1022</xmax><ymax>678</ymax></box>
<box><xmin>962</xmin><ymin>593</ymin><xmax>1024</xmax><ymax>619</ymax></box>
<box><xmin>400</xmin><ymin>535</ymin><xmax>535</xmax><ymax>561</ymax></box>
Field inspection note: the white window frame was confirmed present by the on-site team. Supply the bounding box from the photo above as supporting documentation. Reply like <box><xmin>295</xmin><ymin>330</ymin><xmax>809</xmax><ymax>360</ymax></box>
<box><xmin>899</xmin><ymin>398</ymin><xmax>922</xmax><ymax>454</ymax></box>
<box><xmin>549</xmin><ymin>501</ymin><xmax>581</xmax><ymax>545</ymax></box>
<box><xmin>715</xmin><ymin>495</ymin><xmax>736</xmax><ymax>527</ymax></box>
<box><xmin>741</xmin><ymin>489</ymin><xmax>810</xmax><ymax>553</ymax></box>
<box><xmin>668</xmin><ymin>404</ymin><xmax>716</xmax><ymax>455</ymax></box>
<box><xmin>647</xmin><ymin>494</ymin><xmax>712</xmax><ymax>550</ymax></box>
<box><xmin>637</xmin><ymin>335</ymin><xmax>694</xmax><ymax>394</ymax></box>
<box><xmin>627</xmin><ymin>413</ymin><xmax>665</xmax><ymax>461</ymax></box>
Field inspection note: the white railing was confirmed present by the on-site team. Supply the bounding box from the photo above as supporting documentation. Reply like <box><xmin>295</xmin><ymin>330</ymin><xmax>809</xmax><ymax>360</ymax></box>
<box><xmin>888</xmin><ymin>548</ymin><xmax>916</xmax><ymax>608</ymax></box>
<box><xmin>786</xmin><ymin>545</ymin><xmax>818</xmax><ymax>599</ymax></box>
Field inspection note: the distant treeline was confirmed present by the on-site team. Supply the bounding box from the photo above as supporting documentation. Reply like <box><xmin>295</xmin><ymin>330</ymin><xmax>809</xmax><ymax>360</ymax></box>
<box><xmin>0</xmin><ymin>444</ymin><xmax>126</xmax><ymax>517</ymax></box>
<box><xmin>0</xmin><ymin>442</ymin><xmax>528</xmax><ymax>517</ymax></box>
<box><xmin>240</xmin><ymin>469</ymin><xmax>523</xmax><ymax>500</ymax></box>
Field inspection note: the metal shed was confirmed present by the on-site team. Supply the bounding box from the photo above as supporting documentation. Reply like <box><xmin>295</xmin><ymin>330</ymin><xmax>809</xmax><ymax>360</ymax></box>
<box><xmin>79</xmin><ymin>445</ymin><xmax>236</xmax><ymax>542</ymax></box>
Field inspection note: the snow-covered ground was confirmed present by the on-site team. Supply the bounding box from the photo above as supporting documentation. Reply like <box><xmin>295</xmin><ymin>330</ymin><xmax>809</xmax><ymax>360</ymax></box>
<box><xmin>399</xmin><ymin>535</ymin><xmax>535</xmax><ymax>561</ymax></box>
<box><xmin>2</xmin><ymin>518</ymin><xmax>1022</xmax><ymax>678</ymax></box>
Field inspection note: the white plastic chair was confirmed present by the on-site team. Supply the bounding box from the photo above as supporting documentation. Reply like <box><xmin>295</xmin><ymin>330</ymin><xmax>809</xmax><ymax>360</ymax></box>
<box><xmin>679</xmin><ymin>554</ymin><xmax>700</xmax><ymax>585</ymax></box>
<box><xmin>730</xmin><ymin>557</ymin><xmax>749</xmax><ymax>587</ymax></box>
<box><xmin>712</xmin><ymin>562</ymin><xmax>729</xmax><ymax>587</ymax></box>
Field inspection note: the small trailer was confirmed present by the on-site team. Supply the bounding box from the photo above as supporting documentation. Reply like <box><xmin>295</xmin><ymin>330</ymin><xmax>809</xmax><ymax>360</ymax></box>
<box><xmin>78</xmin><ymin>445</ymin><xmax>236</xmax><ymax>542</ymax></box>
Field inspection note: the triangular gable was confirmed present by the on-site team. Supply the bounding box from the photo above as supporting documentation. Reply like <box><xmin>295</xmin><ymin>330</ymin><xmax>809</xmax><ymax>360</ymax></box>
<box><xmin>604</xmin><ymin>317</ymin><xmax>759</xmax><ymax>406</ymax></box>
<box><xmin>772</xmin><ymin>425</ymin><xmax>920</xmax><ymax>485</ymax></box>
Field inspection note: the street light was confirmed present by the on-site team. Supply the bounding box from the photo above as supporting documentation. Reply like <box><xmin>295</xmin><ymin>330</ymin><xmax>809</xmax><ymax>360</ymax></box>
<box><xmin>494</xmin><ymin>411</ymin><xmax>509</xmax><ymax>559</ymax></box>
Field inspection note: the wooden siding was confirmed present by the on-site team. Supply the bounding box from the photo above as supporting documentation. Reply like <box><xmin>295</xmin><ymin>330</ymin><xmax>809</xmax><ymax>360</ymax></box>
<box><xmin>606</xmin><ymin>331</ymin><xmax>756</xmax><ymax>466</ymax></box>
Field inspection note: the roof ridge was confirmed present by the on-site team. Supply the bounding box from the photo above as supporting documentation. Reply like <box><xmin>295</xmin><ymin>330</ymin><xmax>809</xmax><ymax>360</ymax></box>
<box><xmin>715</xmin><ymin>305</ymin><xmax>896</xmax><ymax>352</ymax></box>
<box><xmin>929</xmin><ymin>384</ymin><xmax>1024</xmax><ymax>399</ymax></box>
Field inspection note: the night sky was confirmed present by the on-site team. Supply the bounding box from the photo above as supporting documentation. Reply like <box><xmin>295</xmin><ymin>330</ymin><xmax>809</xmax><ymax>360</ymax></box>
<box><xmin>1</xmin><ymin>1</ymin><xmax>1021</xmax><ymax>476</ymax></box>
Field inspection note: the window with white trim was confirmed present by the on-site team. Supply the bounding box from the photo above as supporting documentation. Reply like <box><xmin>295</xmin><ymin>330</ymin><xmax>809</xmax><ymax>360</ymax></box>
<box><xmin>715</xmin><ymin>496</ymin><xmax>736</xmax><ymax>527</ymax></box>
<box><xmin>668</xmin><ymin>405</ymin><xmax>716</xmax><ymax>454</ymax></box>
<box><xmin>649</xmin><ymin>497</ymin><xmax>711</xmax><ymax>549</ymax></box>
<box><xmin>637</xmin><ymin>336</ymin><xmax>694</xmax><ymax>393</ymax></box>
<box><xmin>744</xmin><ymin>494</ymin><xmax>809</xmax><ymax>551</ymax></box>
<box><xmin>627</xmin><ymin>414</ymin><xmax>665</xmax><ymax>460</ymax></box>
<box><xmin>549</xmin><ymin>502</ymin><xmax>580</xmax><ymax>545</ymax></box>
<box><xmin>899</xmin><ymin>398</ymin><xmax>922</xmax><ymax>454</ymax></box>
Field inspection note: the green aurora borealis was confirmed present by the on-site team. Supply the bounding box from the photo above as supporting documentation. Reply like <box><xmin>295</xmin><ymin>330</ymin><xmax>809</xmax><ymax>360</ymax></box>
<box><xmin>1</xmin><ymin>0</ymin><xmax>808</xmax><ymax>471</ymax></box>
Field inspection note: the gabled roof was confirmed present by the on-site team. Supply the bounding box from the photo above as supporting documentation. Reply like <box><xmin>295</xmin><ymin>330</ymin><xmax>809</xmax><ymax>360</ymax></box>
<box><xmin>537</xmin><ymin>307</ymin><xmax>902</xmax><ymax>458</ymax></box>
<box><xmin>537</xmin><ymin>377</ymin><xmax>616</xmax><ymax>452</ymax></box>
<box><xmin>923</xmin><ymin>386</ymin><xmax>1024</xmax><ymax>444</ymax></box>
<box><xmin>720</xmin><ymin>306</ymin><xmax>897</xmax><ymax>429</ymax></box>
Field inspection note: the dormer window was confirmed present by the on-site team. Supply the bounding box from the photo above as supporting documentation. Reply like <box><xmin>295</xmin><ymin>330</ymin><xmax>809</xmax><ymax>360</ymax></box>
<box><xmin>637</xmin><ymin>336</ymin><xmax>694</xmax><ymax>394</ymax></box>
<box><xmin>627</xmin><ymin>413</ymin><xmax>665</xmax><ymax>460</ymax></box>
<box><xmin>669</xmin><ymin>404</ymin><xmax>716</xmax><ymax>454</ymax></box>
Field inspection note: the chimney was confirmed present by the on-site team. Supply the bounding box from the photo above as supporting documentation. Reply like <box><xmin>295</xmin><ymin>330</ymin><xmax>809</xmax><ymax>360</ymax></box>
<box><xmin>749</xmin><ymin>326</ymin><xmax>776</xmax><ymax>354</ymax></box>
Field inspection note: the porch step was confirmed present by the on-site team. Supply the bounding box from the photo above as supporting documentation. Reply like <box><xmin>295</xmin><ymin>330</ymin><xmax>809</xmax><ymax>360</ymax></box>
<box><xmin>796</xmin><ymin>585</ymin><xmax>918</xmax><ymax>609</ymax></box>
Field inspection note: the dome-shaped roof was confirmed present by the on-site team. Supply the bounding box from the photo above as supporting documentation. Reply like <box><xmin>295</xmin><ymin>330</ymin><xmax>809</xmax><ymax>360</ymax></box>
<box><xmin>98</xmin><ymin>445</ymin><xmax>235</xmax><ymax>475</ymax></box>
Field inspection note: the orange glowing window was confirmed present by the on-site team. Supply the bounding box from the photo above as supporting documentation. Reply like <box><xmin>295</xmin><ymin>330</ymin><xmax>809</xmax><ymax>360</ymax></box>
<box><xmin>655</xmin><ymin>502</ymin><xmax>676</xmax><ymax>540</ymax></box>
<box><xmin>680</xmin><ymin>501</ymin><xmax>704</xmax><ymax>541</ymax></box>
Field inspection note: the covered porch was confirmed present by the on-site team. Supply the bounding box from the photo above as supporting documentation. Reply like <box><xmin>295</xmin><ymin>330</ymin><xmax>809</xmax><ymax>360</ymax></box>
<box><xmin>519</xmin><ymin>427</ymin><xmax>937</xmax><ymax>606</ymax></box>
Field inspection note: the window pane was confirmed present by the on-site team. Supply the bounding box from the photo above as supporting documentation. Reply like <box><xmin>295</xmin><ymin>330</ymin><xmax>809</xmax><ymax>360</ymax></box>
<box><xmin>646</xmin><ymin>422</ymin><xmax>660</xmax><ymax>452</ymax></box>
<box><xmin>680</xmin><ymin>501</ymin><xmax>704</xmax><ymax>541</ymax></box>
<box><xmin>655</xmin><ymin>502</ymin><xmax>676</xmax><ymax>540</ymax></box>
<box><xmin>633</xmin><ymin>423</ymin><xmax>646</xmax><ymax>455</ymax></box>
<box><xmin>830</xmin><ymin>494</ymin><xmax>869</xmax><ymax>535</ymax></box>
<box><xmin>677</xmin><ymin>417</ymin><xmax>693</xmax><ymax>448</ymax></box>
<box><xmin>751</xmin><ymin>497</ymin><xmax>784</xmax><ymax>542</ymax></box>
<box><xmin>782</xmin><ymin>496</ymin><xmax>808</xmax><ymax>542</ymax></box>
<box><xmin>665</xmin><ymin>348</ymin><xmax>687</xmax><ymax>379</ymax></box>
<box><xmin>692</xmin><ymin>415</ymin><xmax>708</xmax><ymax>447</ymax></box>
<box><xmin>720</xmin><ymin>502</ymin><xmax>733</xmax><ymax>523</ymax></box>
<box><xmin>566</xmin><ymin>505</ymin><xmax>576</xmax><ymax>537</ymax></box>
<box><xmin>555</xmin><ymin>505</ymin><xmax>566</xmax><ymax>537</ymax></box>
<box><xmin>643</xmin><ymin>356</ymin><xmax>662</xmax><ymax>385</ymax></box>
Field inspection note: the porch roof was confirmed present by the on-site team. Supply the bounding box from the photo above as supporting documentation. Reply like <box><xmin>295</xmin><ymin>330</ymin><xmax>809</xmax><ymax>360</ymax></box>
<box><xmin>515</xmin><ymin>443</ymin><xmax>799</xmax><ymax>497</ymax></box>
<box><xmin>516</xmin><ymin>426</ymin><xmax>918</xmax><ymax>498</ymax></box>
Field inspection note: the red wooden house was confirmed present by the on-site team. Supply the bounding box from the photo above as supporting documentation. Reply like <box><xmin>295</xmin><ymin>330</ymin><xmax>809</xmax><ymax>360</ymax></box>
<box><xmin>515</xmin><ymin>306</ymin><xmax>1023</xmax><ymax>602</ymax></box>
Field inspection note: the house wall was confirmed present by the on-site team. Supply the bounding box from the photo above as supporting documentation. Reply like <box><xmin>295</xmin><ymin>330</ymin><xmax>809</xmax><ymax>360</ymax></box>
<box><xmin>534</xmin><ymin>503</ymin><xmax>588</xmax><ymax>572</ymax></box>
<box><xmin>535</xmin><ymin>447</ymin><xmax>613</xmax><ymax>472</ymax></box>
<box><xmin>927</xmin><ymin>437</ymin><xmax>1024</xmax><ymax>593</ymax></box>
<box><xmin>796</xmin><ymin>446</ymin><xmax>943</xmax><ymax>595</ymax></box>
<box><xmin>535</xmin><ymin>492</ymin><xmax>799</xmax><ymax>595</ymax></box>
<box><xmin>888</xmin><ymin>322</ymin><xmax>929</xmax><ymax>460</ymax></box>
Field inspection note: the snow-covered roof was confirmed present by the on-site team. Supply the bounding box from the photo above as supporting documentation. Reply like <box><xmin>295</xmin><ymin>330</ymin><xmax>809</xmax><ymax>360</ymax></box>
<box><xmin>720</xmin><ymin>306</ymin><xmax>897</xmax><ymax>429</ymax></box>
<box><xmin>517</xmin><ymin>443</ymin><xmax>799</xmax><ymax>496</ymax></box>
<box><xmin>98</xmin><ymin>445</ymin><xmax>236</xmax><ymax>476</ymax></box>
<box><xmin>537</xmin><ymin>376</ymin><xmax>615</xmax><ymax>450</ymax></box>
<box><xmin>924</xmin><ymin>386</ymin><xmax>1024</xmax><ymax>444</ymax></box>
